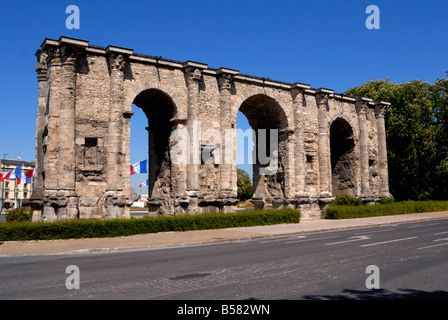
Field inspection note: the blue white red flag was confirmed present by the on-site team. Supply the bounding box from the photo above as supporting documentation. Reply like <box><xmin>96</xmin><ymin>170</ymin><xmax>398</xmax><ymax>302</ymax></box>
<box><xmin>138</xmin><ymin>179</ymin><xmax>149</xmax><ymax>188</ymax></box>
<box><xmin>26</xmin><ymin>169</ymin><xmax>34</xmax><ymax>184</ymax></box>
<box><xmin>14</xmin><ymin>165</ymin><xmax>23</xmax><ymax>185</ymax></box>
<box><xmin>20</xmin><ymin>173</ymin><xmax>27</xmax><ymax>185</ymax></box>
<box><xmin>0</xmin><ymin>171</ymin><xmax>9</xmax><ymax>182</ymax></box>
<box><xmin>130</xmin><ymin>160</ymin><xmax>148</xmax><ymax>175</ymax></box>
<box><xmin>9</xmin><ymin>169</ymin><xmax>16</xmax><ymax>181</ymax></box>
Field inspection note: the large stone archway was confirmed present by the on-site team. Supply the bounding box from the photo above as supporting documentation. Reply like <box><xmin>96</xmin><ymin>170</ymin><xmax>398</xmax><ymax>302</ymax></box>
<box><xmin>31</xmin><ymin>36</ymin><xmax>392</xmax><ymax>221</ymax></box>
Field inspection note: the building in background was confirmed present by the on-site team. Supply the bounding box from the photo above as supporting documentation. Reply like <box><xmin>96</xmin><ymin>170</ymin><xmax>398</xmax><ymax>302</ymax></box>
<box><xmin>0</xmin><ymin>158</ymin><xmax>35</xmax><ymax>211</ymax></box>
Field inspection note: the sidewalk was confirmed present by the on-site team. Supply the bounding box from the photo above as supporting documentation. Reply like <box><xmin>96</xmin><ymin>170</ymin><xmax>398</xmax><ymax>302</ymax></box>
<box><xmin>1</xmin><ymin>211</ymin><xmax>448</xmax><ymax>257</ymax></box>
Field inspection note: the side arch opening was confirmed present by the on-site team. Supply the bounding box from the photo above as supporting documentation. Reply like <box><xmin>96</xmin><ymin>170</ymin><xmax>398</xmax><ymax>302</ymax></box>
<box><xmin>330</xmin><ymin>118</ymin><xmax>356</xmax><ymax>197</ymax></box>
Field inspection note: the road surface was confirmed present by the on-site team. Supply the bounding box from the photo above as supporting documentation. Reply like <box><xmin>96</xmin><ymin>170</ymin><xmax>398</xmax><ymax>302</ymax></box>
<box><xmin>1</xmin><ymin>218</ymin><xmax>448</xmax><ymax>300</ymax></box>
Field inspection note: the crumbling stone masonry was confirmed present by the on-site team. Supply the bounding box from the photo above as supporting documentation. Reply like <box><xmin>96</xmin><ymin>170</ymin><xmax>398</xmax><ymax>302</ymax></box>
<box><xmin>30</xmin><ymin>36</ymin><xmax>392</xmax><ymax>221</ymax></box>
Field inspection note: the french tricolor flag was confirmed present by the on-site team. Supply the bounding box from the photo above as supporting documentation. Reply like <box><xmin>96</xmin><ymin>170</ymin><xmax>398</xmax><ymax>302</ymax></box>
<box><xmin>21</xmin><ymin>173</ymin><xmax>27</xmax><ymax>185</ymax></box>
<box><xmin>14</xmin><ymin>165</ymin><xmax>23</xmax><ymax>185</ymax></box>
<box><xmin>138</xmin><ymin>179</ymin><xmax>149</xmax><ymax>188</ymax></box>
<box><xmin>0</xmin><ymin>171</ymin><xmax>10</xmax><ymax>182</ymax></box>
<box><xmin>26</xmin><ymin>169</ymin><xmax>35</xmax><ymax>184</ymax></box>
<box><xmin>8</xmin><ymin>169</ymin><xmax>15</xmax><ymax>180</ymax></box>
<box><xmin>130</xmin><ymin>160</ymin><xmax>148</xmax><ymax>175</ymax></box>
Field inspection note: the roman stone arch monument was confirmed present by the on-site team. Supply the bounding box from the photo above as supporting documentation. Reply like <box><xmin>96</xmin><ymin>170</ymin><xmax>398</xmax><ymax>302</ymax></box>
<box><xmin>31</xmin><ymin>36</ymin><xmax>392</xmax><ymax>221</ymax></box>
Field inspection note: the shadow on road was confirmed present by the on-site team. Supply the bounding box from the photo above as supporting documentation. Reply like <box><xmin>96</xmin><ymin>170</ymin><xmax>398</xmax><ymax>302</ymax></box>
<box><xmin>303</xmin><ymin>288</ymin><xmax>448</xmax><ymax>300</ymax></box>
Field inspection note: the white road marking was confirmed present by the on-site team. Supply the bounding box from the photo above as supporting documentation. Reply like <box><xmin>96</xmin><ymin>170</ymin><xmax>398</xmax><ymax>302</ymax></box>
<box><xmin>418</xmin><ymin>238</ymin><xmax>448</xmax><ymax>250</ymax></box>
<box><xmin>360</xmin><ymin>236</ymin><xmax>417</xmax><ymax>247</ymax></box>
<box><xmin>286</xmin><ymin>235</ymin><xmax>340</xmax><ymax>244</ymax></box>
<box><xmin>434</xmin><ymin>231</ymin><xmax>448</xmax><ymax>235</ymax></box>
<box><xmin>325</xmin><ymin>235</ymin><xmax>371</xmax><ymax>246</ymax></box>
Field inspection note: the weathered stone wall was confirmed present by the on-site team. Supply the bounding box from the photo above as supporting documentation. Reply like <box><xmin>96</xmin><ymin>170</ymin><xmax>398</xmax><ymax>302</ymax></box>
<box><xmin>31</xmin><ymin>37</ymin><xmax>392</xmax><ymax>221</ymax></box>
<box><xmin>75</xmin><ymin>53</ymin><xmax>110</xmax><ymax>219</ymax></box>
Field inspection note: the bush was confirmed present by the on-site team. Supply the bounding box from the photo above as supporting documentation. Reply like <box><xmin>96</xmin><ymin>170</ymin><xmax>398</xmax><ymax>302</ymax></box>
<box><xmin>5</xmin><ymin>208</ymin><xmax>31</xmax><ymax>223</ymax></box>
<box><xmin>332</xmin><ymin>196</ymin><xmax>362</xmax><ymax>206</ymax></box>
<box><xmin>379</xmin><ymin>197</ymin><xmax>395</xmax><ymax>205</ymax></box>
<box><xmin>0</xmin><ymin>208</ymin><xmax>301</xmax><ymax>241</ymax></box>
<box><xmin>325</xmin><ymin>200</ymin><xmax>448</xmax><ymax>219</ymax></box>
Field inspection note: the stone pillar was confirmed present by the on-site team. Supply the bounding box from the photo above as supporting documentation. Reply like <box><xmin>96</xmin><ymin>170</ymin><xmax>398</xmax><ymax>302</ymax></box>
<box><xmin>170</xmin><ymin>118</ymin><xmax>188</xmax><ymax>198</ymax></box>
<box><xmin>39</xmin><ymin>37</ymin><xmax>90</xmax><ymax>222</ymax></box>
<box><xmin>29</xmin><ymin>50</ymin><xmax>48</xmax><ymax>222</ymax></box>
<box><xmin>217</xmin><ymin>69</ymin><xmax>238</xmax><ymax>203</ymax></box>
<box><xmin>356</xmin><ymin>97</ymin><xmax>372</xmax><ymax>200</ymax></box>
<box><xmin>183</xmin><ymin>61</ymin><xmax>207</xmax><ymax>200</ymax></box>
<box><xmin>281</xmin><ymin>128</ymin><xmax>295</xmax><ymax>199</ymax></box>
<box><xmin>291</xmin><ymin>85</ymin><xmax>309</xmax><ymax>198</ymax></box>
<box><xmin>42</xmin><ymin>44</ymin><xmax>62</xmax><ymax>222</ymax></box>
<box><xmin>375</xmin><ymin>102</ymin><xmax>392</xmax><ymax>198</ymax></box>
<box><xmin>316</xmin><ymin>89</ymin><xmax>332</xmax><ymax>197</ymax></box>
<box><xmin>105</xmin><ymin>48</ymin><xmax>132</xmax><ymax>218</ymax></box>
<box><xmin>122</xmin><ymin>110</ymin><xmax>134</xmax><ymax>217</ymax></box>
<box><xmin>33</xmin><ymin>50</ymin><xmax>48</xmax><ymax>200</ymax></box>
<box><xmin>57</xmin><ymin>43</ymin><xmax>82</xmax><ymax>220</ymax></box>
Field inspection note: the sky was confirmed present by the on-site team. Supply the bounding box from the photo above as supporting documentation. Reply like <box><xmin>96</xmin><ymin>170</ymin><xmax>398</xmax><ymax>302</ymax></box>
<box><xmin>0</xmin><ymin>0</ymin><xmax>446</xmax><ymax>193</ymax></box>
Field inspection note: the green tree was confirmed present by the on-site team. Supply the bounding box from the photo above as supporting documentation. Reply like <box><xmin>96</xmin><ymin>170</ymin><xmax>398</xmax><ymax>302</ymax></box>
<box><xmin>345</xmin><ymin>73</ymin><xmax>448</xmax><ymax>201</ymax></box>
<box><xmin>431</xmin><ymin>72</ymin><xmax>448</xmax><ymax>198</ymax></box>
<box><xmin>237</xmin><ymin>168</ymin><xmax>253</xmax><ymax>202</ymax></box>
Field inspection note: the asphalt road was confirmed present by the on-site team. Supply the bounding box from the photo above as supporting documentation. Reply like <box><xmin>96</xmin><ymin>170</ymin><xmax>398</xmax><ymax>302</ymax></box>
<box><xmin>1</xmin><ymin>218</ymin><xmax>448</xmax><ymax>300</ymax></box>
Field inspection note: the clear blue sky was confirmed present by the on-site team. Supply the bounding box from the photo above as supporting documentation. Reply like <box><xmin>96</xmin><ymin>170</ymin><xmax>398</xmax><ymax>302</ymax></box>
<box><xmin>0</xmin><ymin>0</ymin><xmax>446</xmax><ymax>192</ymax></box>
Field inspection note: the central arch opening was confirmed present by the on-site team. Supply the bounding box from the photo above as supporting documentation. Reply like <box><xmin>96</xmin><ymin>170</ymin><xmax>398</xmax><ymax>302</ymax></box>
<box><xmin>131</xmin><ymin>89</ymin><xmax>176</xmax><ymax>202</ymax></box>
<box><xmin>237</xmin><ymin>94</ymin><xmax>288</xmax><ymax>202</ymax></box>
<box><xmin>330</xmin><ymin>118</ymin><xmax>356</xmax><ymax>197</ymax></box>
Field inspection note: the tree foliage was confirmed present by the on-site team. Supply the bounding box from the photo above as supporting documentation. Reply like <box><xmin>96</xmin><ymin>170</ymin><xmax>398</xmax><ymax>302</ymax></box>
<box><xmin>237</xmin><ymin>168</ymin><xmax>253</xmax><ymax>202</ymax></box>
<box><xmin>345</xmin><ymin>72</ymin><xmax>448</xmax><ymax>201</ymax></box>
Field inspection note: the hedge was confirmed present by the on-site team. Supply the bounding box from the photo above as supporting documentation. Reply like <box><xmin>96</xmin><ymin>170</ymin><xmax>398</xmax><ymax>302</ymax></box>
<box><xmin>0</xmin><ymin>208</ymin><xmax>300</xmax><ymax>241</ymax></box>
<box><xmin>325</xmin><ymin>200</ymin><xmax>448</xmax><ymax>219</ymax></box>
<box><xmin>5</xmin><ymin>208</ymin><xmax>31</xmax><ymax>223</ymax></box>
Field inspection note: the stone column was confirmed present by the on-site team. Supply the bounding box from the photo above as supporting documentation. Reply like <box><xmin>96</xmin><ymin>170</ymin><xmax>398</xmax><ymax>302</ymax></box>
<box><xmin>316</xmin><ymin>89</ymin><xmax>333</xmax><ymax>197</ymax></box>
<box><xmin>291</xmin><ymin>84</ymin><xmax>309</xmax><ymax>198</ymax></box>
<box><xmin>375</xmin><ymin>102</ymin><xmax>392</xmax><ymax>198</ymax></box>
<box><xmin>183</xmin><ymin>62</ymin><xmax>206</xmax><ymax>200</ymax></box>
<box><xmin>122</xmin><ymin>110</ymin><xmax>134</xmax><ymax>217</ymax></box>
<box><xmin>218</xmin><ymin>69</ymin><xmax>236</xmax><ymax>198</ymax></box>
<box><xmin>57</xmin><ymin>43</ymin><xmax>82</xmax><ymax>220</ymax></box>
<box><xmin>29</xmin><ymin>50</ymin><xmax>48</xmax><ymax>222</ymax></box>
<box><xmin>105</xmin><ymin>48</ymin><xmax>131</xmax><ymax>218</ymax></box>
<box><xmin>281</xmin><ymin>128</ymin><xmax>295</xmax><ymax>199</ymax></box>
<box><xmin>217</xmin><ymin>69</ymin><xmax>239</xmax><ymax>212</ymax></box>
<box><xmin>33</xmin><ymin>50</ymin><xmax>48</xmax><ymax>200</ymax></box>
<box><xmin>356</xmin><ymin>97</ymin><xmax>372</xmax><ymax>200</ymax></box>
<box><xmin>170</xmin><ymin>118</ymin><xmax>188</xmax><ymax>198</ymax></box>
<box><xmin>41</xmin><ymin>44</ymin><xmax>62</xmax><ymax>222</ymax></box>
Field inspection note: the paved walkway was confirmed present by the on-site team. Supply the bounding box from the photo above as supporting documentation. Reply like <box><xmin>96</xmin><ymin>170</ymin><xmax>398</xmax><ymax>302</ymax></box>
<box><xmin>1</xmin><ymin>211</ymin><xmax>448</xmax><ymax>257</ymax></box>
